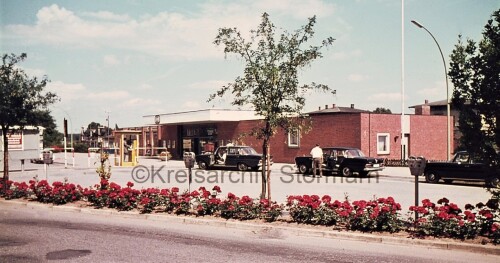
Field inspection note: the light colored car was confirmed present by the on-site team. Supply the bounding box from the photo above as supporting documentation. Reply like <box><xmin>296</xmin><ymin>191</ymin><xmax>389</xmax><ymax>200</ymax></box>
<box><xmin>31</xmin><ymin>148</ymin><xmax>54</xmax><ymax>164</ymax></box>
<box><xmin>159</xmin><ymin>151</ymin><xmax>172</xmax><ymax>161</ymax></box>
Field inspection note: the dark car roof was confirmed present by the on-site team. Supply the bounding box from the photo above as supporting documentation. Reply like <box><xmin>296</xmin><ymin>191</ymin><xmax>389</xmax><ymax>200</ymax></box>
<box><xmin>323</xmin><ymin>147</ymin><xmax>359</xmax><ymax>151</ymax></box>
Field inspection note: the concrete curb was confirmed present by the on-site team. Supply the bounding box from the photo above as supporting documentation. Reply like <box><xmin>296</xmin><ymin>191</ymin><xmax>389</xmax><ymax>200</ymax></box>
<box><xmin>0</xmin><ymin>199</ymin><xmax>499</xmax><ymax>255</ymax></box>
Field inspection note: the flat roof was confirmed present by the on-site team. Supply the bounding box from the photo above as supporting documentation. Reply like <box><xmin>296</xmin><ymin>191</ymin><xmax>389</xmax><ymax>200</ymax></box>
<box><xmin>143</xmin><ymin>109</ymin><xmax>263</xmax><ymax>125</ymax></box>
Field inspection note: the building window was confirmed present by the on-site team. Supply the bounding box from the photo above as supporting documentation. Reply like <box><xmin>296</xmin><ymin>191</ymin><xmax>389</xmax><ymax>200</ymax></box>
<box><xmin>288</xmin><ymin>129</ymin><xmax>300</xmax><ymax>148</ymax></box>
<box><xmin>377</xmin><ymin>133</ymin><xmax>390</xmax><ymax>154</ymax></box>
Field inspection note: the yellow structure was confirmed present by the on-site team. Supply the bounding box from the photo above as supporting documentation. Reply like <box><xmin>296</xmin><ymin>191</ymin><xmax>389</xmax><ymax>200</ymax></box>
<box><xmin>113</xmin><ymin>130</ymin><xmax>141</xmax><ymax>166</ymax></box>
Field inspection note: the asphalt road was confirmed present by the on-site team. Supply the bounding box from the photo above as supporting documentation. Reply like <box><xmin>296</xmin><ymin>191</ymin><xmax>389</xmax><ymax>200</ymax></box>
<box><xmin>1</xmin><ymin>204</ymin><xmax>498</xmax><ymax>263</ymax></box>
<box><xmin>3</xmin><ymin>153</ymin><xmax>493</xmax><ymax>213</ymax></box>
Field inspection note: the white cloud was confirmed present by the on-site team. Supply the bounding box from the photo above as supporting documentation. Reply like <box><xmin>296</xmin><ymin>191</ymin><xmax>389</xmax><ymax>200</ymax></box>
<box><xmin>5</xmin><ymin>2</ymin><xmax>337</xmax><ymax>60</ymax></box>
<box><xmin>120</xmin><ymin>98</ymin><xmax>162</xmax><ymax>107</ymax></box>
<box><xmin>347</xmin><ymin>73</ymin><xmax>369</xmax><ymax>82</ymax></box>
<box><xmin>82</xmin><ymin>11</ymin><xmax>131</xmax><ymax>22</ymax></box>
<box><xmin>189</xmin><ymin>80</ymin><xmax>227</xmax><ymax>90</ymax></box>
<box><xmin>331</xmin><ymin>49</ymin><xmax>362</xmax><ymax>60</ymax></box>
<box><xmin>21</xmin><ymin>67</ymin><xmax>47</xmax><ymax>78</ymax></box>
<box><xmin>416</xmin><ymin>81</ymin><xmax>445</xmax><ymax>97</ymax></box>
<box><xmin>182</xmin><ymin>100</ymin><xmax>201</xmax><ymax>109</ymax></box>
<box><xmin>46</xmin><ymin>81</ymin><xmax>86</xmax><ymax>102</ymax></box>
<box><xmin>86</xmin><ymin>90</ymin><xmax>130</xmax><ymax>100</ymax></box>
<box><xmin>367</xmin><ymin>92</ymin><xmax>404</xmax><ymax>102</ymax></box>
<box><xmin>103</xmin><ymin>55</ymin><xmax>121</xmax><ymax>66</ymax></box>
<box><xmin>139</xmin><ymin>84</ymin><xmax>153</xmax><ymax>90</ymax></box>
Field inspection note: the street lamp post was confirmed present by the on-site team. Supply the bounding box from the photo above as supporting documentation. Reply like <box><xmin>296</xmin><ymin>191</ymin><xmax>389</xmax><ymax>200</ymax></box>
<box><xmin>411</xmin><ymin>20</ymin><xmax>451</xmax><ymax>160</ymax></box>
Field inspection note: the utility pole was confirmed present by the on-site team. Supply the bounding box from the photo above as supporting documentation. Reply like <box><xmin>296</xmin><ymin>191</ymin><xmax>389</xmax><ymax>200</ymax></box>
<box><xmin>105</xmin><ymin>110</ymin><xmax>111</xmax><ymax>148</ymax></box>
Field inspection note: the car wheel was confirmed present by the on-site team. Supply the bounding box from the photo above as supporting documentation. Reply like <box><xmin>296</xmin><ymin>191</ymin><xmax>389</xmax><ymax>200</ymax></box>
<box><xmin>198</xmin><ymin>161</ymin><xmax>208</xmax><ymax>170</ymax></box>
<box><xmin>443</xmin><ymin>179</ymin><xmax>453</xmax><ymax>184</ymax></box>
<box><xmin>298</xmin><ymin>164</ymin><xmax>309</xmax><ymax>174</ymax></box>
<box><xmin>425</xmin><ymin>171</ymin><xmax>440</xmax><ymax>183</ymax></box>
<box><xmin>487</xmin><ymin>177</ymin><xmax>500</xmax><ymax>188</ymax></box>
<box><xmin>341</xmin><ymin>166</ymin><xmax>353</xmax><ymax>177</ymax></box>
<box><xmin>237</xmin><ymin>163</ymin><xmax>248</xmax><ymax>171</ymax></box>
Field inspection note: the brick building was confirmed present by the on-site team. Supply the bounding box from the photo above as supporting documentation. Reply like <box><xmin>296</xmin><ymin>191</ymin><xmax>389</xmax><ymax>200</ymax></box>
<box><xmin>142</xmin><ymin>104</ymin><xmax>453</xmax><ymax>163</ymax></box>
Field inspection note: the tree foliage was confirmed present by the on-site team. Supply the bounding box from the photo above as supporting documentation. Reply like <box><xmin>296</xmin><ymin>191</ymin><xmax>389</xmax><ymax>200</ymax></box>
<box><xmin>448</xmin><ymin>9</ymin><xmax>500</xmax><ymax>163</ymax></box>
<box><xmin>0</xmin><ymin>53</ymin><xmax>58</xmax><ymax>185</ymax></box>
<box><xmin>373</xmin><ymin>107</ymin><xmax>392</xmax><ymax>114</ymax></box>
<box><xmin>34</xmin><ymin>110</ymin><xmax>64</xmax><ymax>147</ymax></box>
<box><xmin>211</xmin><ymin>13</ymin><xmax>334</xmax><ymax>199</ymax></box>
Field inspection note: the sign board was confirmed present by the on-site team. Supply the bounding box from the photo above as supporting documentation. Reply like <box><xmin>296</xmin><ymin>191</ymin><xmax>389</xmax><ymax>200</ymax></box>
<box><xmin>183</xmin><ymin>139</ymin><xmax>191</xmax><ymax>149</ymax></box>
<box><xmin>7</xmin><ymin>132</ymin><xmax>23</xmax><ymax>150</ymax></box>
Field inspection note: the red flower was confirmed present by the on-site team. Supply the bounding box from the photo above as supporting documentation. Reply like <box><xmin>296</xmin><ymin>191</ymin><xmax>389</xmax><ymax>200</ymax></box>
<box><xmin>140</xmin><ymin>197</ymin><xmax>151</xmax><ymax>205</ymax></box>
<box><xmin>492</xmin><ymin>223</ymin><xmax>499</xmax><ymax>232</ymax></box>
<box><xmin>126</xmin><ymin>182</ymin><xmax>134</xmax><ymax>188</ymax></box>
<box><xmin>437</xmin><ymin>197</ymin><xmax>449</xmax><ymax>205</ymax></box>
<box><xmin>171</xmin><ymin>187</ymin><xmax>179</xmax><ymax>193</ymax></box>
<box><xmin>212</xmin><ymin>185</ymin><xmax>221</xmax><ymax>193</ymax></box>
<box><xmin>422</xmin><ymin>199</ymin><xmax>434</xmax><ymax>208</ymax></box>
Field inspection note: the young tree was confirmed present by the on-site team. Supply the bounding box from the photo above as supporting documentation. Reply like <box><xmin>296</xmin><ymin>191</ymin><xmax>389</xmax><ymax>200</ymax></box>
<box><xmin>0</xmin><ymin>53</ymin><xmax>58</xmax><ymax>189</ymax></box>
<box><xmin>448</xmin><ymin>9</ymin><xmax>500</xmax><ymax>163</ymax></box>
<box><xmin>211</xmin><ymin>13</ymin><xmax>334</xmax><ymax>199</ymax></box>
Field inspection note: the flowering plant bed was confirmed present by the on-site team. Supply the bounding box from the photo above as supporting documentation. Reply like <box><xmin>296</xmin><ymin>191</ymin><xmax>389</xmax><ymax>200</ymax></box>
<box><xmin>1</xmin><ymin>179</ymin><xmax>499</xmax><ymax>244</ymax></box>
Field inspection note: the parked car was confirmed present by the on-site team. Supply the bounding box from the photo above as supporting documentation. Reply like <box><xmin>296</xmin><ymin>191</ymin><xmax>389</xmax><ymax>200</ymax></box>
<box><xmin>423</xmin><ymin>151</ymin><xmax>500</xmax><ymax>187</ymax></box>
<box><xmin>158</xmin><ymin>151</ymin><xmax>172</xmax><ymax>161</ymax></box>
<box><xmin>295</xmin><ymin>147</ymin><xmax>385</xmax><ymax>177</ymax></box>
<box><xmin>30</xmin><ymin>148</ymin><xmax>54</xmax><ymax>164</ymax></box>
<box><xmin>195</xmin><ymin>145</ymin><xmax>265</xmax><ymax>171</ymax></box>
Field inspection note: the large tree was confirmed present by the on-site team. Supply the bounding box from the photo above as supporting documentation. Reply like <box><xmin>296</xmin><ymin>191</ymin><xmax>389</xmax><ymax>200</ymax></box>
<box><xmin>211</xmin><ymin>13</ymin><xmax>334</xmax><ymax>199</ymax></box>
<box><xmin>448</xmin><ymin>9</ymin><xmax>500</xmax><ymax>164</ymax></box>
<box><xmin>0</xmin><ymin>53</ymin><xmax>58</xmax><ymax>188</ymax></box>
<box><xmin>34</xmin><ymin>110</ymin><xmax>64</xmax><ymax>147</ymax></box>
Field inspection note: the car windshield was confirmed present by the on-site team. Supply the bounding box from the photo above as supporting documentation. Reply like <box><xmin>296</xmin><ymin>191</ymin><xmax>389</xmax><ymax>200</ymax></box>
<box><xmin>345</xmin><ymin>149</ymin><xmax>364</xmax><ymax>157</ymax></box>
<box><xmin>240</xmin><ymin>147</ymin><xmax>258</xmax><ymax>155</ymax></box>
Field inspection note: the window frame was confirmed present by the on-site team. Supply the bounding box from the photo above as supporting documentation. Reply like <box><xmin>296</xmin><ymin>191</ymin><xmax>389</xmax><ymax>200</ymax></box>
<box><xmin>287</xmin><ymin>129</ymin><xmax>300</xmax><ymax>148</ymax></box>
<box><xmin>376</xmin><ymin>133</ymin><xmax>390</xmax><ymax>155</ymax></box>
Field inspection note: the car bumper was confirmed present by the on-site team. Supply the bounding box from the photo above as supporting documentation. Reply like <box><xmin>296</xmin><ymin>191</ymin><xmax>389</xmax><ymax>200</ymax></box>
<box><xmin>363</xmin><ymin>166</ymin><xmax>384</xmax><ymax>172</ymax></box>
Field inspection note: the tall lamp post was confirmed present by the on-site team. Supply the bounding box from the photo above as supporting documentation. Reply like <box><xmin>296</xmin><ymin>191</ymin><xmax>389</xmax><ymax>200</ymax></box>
<box><xmin>411</xmin><ymin>20</ymin><xmax>451</xmax><ymax>160</ymax></box>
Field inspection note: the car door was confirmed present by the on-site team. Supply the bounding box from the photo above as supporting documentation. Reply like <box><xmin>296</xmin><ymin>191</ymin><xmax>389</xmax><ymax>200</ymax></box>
<box><xmin>324</xmin><ymin>148</ymin><xmax>337</xmax><ymax>170</ymax></box>
<box><xmin>464</xmin><ymin>155</ymin><xmax>486</xmax><ymax>181</ymax></box>
<box><xmin>224</xmin><ymin>147</ymin><xmax>239</xmax><ymax>167</ymax></box>
<box><xmin>450</xmin><ymin>152</ymin><xmax>473</xmax><ymax>179</ymax></box>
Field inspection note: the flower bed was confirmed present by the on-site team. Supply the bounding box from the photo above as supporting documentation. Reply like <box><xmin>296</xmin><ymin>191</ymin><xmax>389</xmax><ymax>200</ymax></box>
<box><xmin>1</xmin><ymin>179</ymin><xmax>498</xmax><ymax>244</ymax></box>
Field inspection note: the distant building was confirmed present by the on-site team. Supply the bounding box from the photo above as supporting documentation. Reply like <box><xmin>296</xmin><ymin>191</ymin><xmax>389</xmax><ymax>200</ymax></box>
<box><xmin>409</xmin><ymin>99</ymin><xmax>460</xmax><ymax>152</ymax></box>
<box><xmin>141</xmin><ymin>104</ymin><xmax>452</xmax><ymax>162</ymax></box>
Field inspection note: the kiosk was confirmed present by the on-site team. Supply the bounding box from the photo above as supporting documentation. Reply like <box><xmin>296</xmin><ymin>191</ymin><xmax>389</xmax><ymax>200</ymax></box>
<box><xmin>113</xmin><ymin>130</ymin><xmax>141</xmax><ymax>167</ymax></box>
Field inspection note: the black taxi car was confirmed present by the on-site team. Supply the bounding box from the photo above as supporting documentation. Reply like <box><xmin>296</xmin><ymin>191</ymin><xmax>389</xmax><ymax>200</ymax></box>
<box><xmin>295</xmin><ymin>147</ymin><xmax>385</xmax><ymax>177</ymax></box>
<box><xmin>424</xmin><ymin>151</ymin><xmax>500</xmax><ymax>187</ymax></box>
<box><xmin>195</xmin><ymin>145</ymin><xmax>264</xmax><ymax>171</ymax></box>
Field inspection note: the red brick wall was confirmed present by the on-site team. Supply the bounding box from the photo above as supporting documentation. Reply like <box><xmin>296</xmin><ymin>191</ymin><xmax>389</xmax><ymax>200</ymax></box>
<box><xmin>360</xmin><ymin>113</ymin><xmax>402</xmax><ymax>159</ymax></box>
<box><xmin>409</xmin><ymin>115</ymin><xmax>452</xmax><ymax>160</ymax></box>
<box><xmin>159</xmin><ymin>113</ymin><xmax>451</xmax><ymax>162</ymax></box>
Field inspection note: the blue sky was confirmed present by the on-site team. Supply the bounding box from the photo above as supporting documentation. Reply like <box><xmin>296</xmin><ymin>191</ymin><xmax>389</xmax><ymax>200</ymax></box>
<box><xmin>1</xmin><ymin>0</ymin><xmax>498</xmax><ymax>133</ymax></box>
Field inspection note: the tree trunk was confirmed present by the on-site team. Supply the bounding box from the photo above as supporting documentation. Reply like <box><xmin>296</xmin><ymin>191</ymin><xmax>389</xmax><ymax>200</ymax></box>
<box><xmin>2</xmin><ymin>128</ymin><xmax>9</xmax><ymax>192</ymax></box>
<box><xmin>266</xmin><ymin>142</ymin><xmax>271</xmax><ymax>202</ymax></box>
<box><xmin>260</xmin><ymin>138</ymin><xmax>268</xmax><ymax>200</ymax></box>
